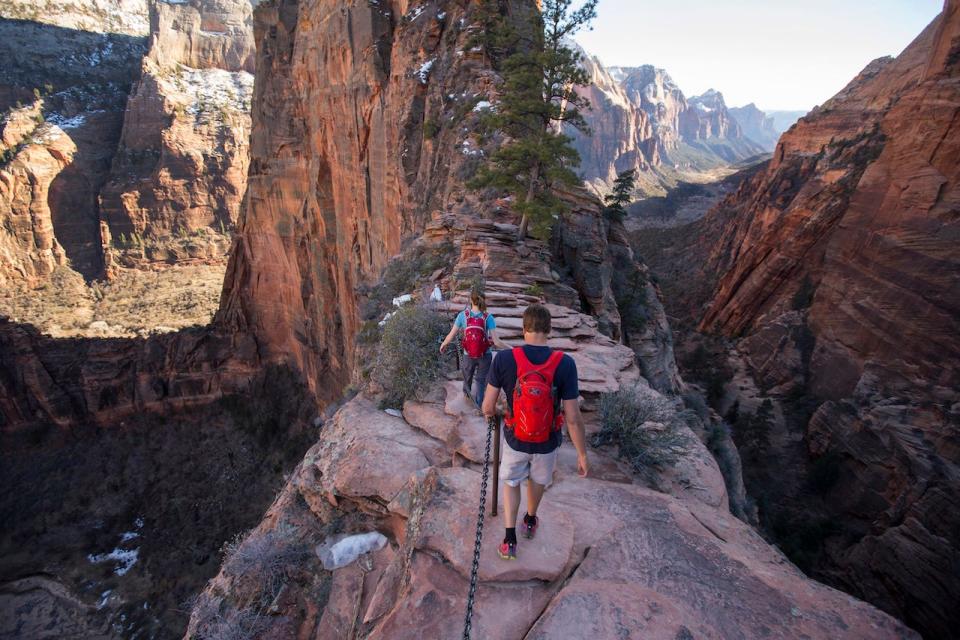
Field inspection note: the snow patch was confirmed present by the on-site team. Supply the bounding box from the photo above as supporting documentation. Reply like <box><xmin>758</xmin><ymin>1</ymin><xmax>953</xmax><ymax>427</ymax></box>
<box><xmin>166</xmin><ymin>66</ymin><xmax>254</xmax><ymax>119</ymax></box>
<box><xmin>88</xmin><ymin>547</ymin><xmax>140</xmax><ymax>576</ymax></box>
<box><xmin>472</xmin><ymin>100</ymin><xmax>493</xmax><ymax>112</ymax></box>
<box><xmin>316</xmin><ymin>532</ymin><xmax>388</xmax><ymax>570</ymax></box>
<box><xmin>47</xmin><ymin>113</ymin><xmax>90</xmax><ymax>129</ymax></box>
<box><xmin>416</xmin><ymin>59</ymin><xmax>435</xmax><ymax>84</ymax></box>
<box><xmin>406</xmin><ymin>4</ymin><xmax>427</xmax><ymax>20</ymax></box>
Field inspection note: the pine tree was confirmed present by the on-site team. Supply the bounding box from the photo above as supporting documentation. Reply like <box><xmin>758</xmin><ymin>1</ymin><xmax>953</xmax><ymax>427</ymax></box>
<box><xmin>469</xmin><ymin>0</ymin><xmax>598</xmax><ymax>240</ymax></box>
<box><xmin>604</xmin><ymin>169</ymin><xmax>637</xmax><ymax>221</ymax></box>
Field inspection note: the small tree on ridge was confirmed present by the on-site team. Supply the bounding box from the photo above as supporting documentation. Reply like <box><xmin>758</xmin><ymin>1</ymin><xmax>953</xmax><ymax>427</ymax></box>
<box><xmin>469</xmin><ymin>0</ymin><xmax>598</xmax><ymax>240</ymax></box>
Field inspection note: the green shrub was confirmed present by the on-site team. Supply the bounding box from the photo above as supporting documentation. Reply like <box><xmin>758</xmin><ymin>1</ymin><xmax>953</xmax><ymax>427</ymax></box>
<box><xmin>592</xmin><ymin>386</ymin><xmax>688</xmax><ymax>474</ymax></box>
<box><xmin>373</xmin><ymin>305</ymin><xmax>448</xmax><ymax>408</ymax></box>
<box><xmin>523</xmin><ymin>283</ymin><xmax>543</xmax><ymax>299</ymax></box>
<box><xmin>423</xmin><ymin>118</ymin><xmax>440</xmax><ymax>139</ymax></box>
<box><xmin>369</xmin><ymin>241</ymin><xmax>456</xmax><ymax>309</ymax></box>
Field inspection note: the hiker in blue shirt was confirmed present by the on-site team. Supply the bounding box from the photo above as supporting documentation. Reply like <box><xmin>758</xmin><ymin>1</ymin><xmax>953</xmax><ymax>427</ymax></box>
<box><xmin>440</xmin><ymin>290</ymin><xmax>505</xmax><ymax>406</ymax></box>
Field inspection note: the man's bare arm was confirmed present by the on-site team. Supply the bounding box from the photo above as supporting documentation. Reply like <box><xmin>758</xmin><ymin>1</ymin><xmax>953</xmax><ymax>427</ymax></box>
<box><xmin>481</xmin><ymin>384</ymin><xmax>500</xmax><ymax>418</ymax></box>
<box><xmin>563</xmin><ymin>398</ymin><xmax>588</xmax><ymax>477</ymax></box>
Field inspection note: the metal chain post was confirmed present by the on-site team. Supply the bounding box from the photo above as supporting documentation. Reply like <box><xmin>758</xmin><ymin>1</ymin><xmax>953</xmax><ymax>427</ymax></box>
<box><xmin>462</xmin><ymin>416</ymin><xmax>496</xmax><ymax>639</ymax></box>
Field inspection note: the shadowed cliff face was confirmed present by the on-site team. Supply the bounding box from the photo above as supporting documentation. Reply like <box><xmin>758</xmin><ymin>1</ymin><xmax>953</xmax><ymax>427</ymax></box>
<box><xmin>692</xmin><ymin>2</ymin><xmax>960</xmax><ymax>636</ymax></box>
<box><xmin>217</xmin><ymin>0</ymin><xmax>500</xmax><ymax>393</ymax></box>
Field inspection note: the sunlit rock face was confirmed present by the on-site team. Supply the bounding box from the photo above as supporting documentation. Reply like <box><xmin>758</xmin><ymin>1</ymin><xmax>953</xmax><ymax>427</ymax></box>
<box><xmin>698</xmin><ymin>3</ymin><xmax>960</xmax><ymax>636</ymax></box>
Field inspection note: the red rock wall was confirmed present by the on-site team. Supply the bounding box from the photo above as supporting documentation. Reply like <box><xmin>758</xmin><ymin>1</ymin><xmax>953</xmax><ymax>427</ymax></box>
<box><xmin>697</xmin><ymin>3</ymin><xmax>960</xmax><ymax>635</ymax></box>
<box><xmin>217</xmin><ymin>0</ymin><xmax>500</xmax><ymax>391</ymax></box>
<box><xmin>98</xmin><ymin>0</ymin><xmax>254</xmax><ymax>270</ymax></box>
<box><xmin>0</xmin><ymin>107</ymin><xmax>71</xmax><ymax>289</ymax></box>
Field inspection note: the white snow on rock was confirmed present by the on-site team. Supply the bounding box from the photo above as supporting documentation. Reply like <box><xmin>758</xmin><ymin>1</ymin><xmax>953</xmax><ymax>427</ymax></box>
<box><xmin>167</xmin><ymin>66</ymin><xmax>254</xmax><ymax>118</ymax></box>
<box><xmin>0</xmin><ymin>0</ymin><xmax>150</xmax><ymax>36</ymax></box>
<box><xmin>472</xmin><ymin>100</ymin><xmax>493</xmax><ymax>112</ymax></box>
<box><xmin>392</xmin><ymin>293</ymin><xmax>413</xmax><ymax>307</ymax></box>
<box><xmin>406</xmin><ymin>4</ymin><xmax>427</xmax><ymax>21</ymax></box>
<box><xmin>88</xmin><ymin>547</ymin><xmax>140</xmax><ymax>576</ymax></box>
<box><xmin>47</xmin><ymin>112</ymin><xmax>93</xmax><ymax>130</ymax></box>
<box><xmin>316</xmin><ymin>532</ymin><xmax>388</xmax><ymax>570</ymax></box>
<box><xmin>416</xmin><ymin>59</ymin><xmax>435</xmax><ymax>84</ymax></box>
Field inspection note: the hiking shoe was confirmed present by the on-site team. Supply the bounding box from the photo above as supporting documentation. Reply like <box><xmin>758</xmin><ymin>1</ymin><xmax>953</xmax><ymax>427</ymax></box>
<box><xmin>498</xmin><ymin>541</ymin><xmax>517</xmax><ymax>560</ymax></box>
<box><xmin>521</xmin><ymin>515</ymin><xmax>538</xmax><ymax>539</ymax></box>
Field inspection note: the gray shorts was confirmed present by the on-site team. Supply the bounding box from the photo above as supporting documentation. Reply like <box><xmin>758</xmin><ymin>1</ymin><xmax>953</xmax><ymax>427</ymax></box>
<box><xmin>500</xmin><ymin>442</ymin><xmax>559</xmax><ymax>487</ymax></box>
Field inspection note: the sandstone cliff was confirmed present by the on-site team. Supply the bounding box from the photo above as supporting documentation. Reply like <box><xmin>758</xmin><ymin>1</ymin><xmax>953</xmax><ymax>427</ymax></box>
<box><xmin>98</xmin><ymin>0</ymin><xmax>254</xmax><ymax>271</ymax></box>
<box><xmin>0</xmin><ymin>7</ymin><xmax>148</xmax><ymax>279</ymax></box>
<box><xmin>695</xmin><ymin>2</ymin><xmax>960</xmax><ymax>636</ymax></box>
<box><xmin>181</xmin><ymin>1</ymin><xmax>916</xmax><ymax>638</ymax></box>
<box><xmin>572</xmin><ymin>59</ymin><xmax>766</xmax><ymax>197</ymax></box>
<box><xmin>0</xmin><ymin>104</ymin><xmax>70</xmax><ymax>288</ymax></box>
<box><xmin>730</xmin><ymin>102</ymin><xmax>783</xmax><ymax>150</ymax></box>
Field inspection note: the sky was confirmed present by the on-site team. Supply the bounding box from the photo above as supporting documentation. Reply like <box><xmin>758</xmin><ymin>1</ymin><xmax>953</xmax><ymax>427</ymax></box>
<box><xmin>574</xmin><ymin>0</ymin><xmax>944</xmax><ymax>111</ymax></box>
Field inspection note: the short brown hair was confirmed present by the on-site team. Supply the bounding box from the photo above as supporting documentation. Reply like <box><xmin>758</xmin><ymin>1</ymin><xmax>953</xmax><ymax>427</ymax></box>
<box><xmin>523</xmin><ymin>304</ymin><xmax>551</xmax><ymax>334</ymax></box>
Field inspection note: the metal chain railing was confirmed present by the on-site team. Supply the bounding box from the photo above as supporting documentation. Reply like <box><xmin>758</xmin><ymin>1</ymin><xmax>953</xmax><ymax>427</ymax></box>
<box><xmin>462</xmin><ymin>415</ymin><xmax>496</xmax><ymax>639</ymax></box>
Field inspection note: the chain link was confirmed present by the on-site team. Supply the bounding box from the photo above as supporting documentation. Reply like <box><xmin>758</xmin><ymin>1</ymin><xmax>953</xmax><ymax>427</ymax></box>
<box><xmin>463</xmin><ymin>415</ymin><xmax>496</xmax><ymax>639</ymax></box>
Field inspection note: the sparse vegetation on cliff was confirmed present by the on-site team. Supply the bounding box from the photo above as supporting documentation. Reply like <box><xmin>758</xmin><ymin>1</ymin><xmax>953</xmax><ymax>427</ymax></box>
<box><xmin>373</xmin><ymin>305</ymin><xmax>449</xmax><ymax>408</ymax></box>
<box><xmin>468</xmin><ymin>0</ymin><xmax>597</xmax><ymax>239</ymax></box>
<box><xmin>592</xmin><ymin>385</ymin><xmax>688</xmax><ymax>476</ymax></box>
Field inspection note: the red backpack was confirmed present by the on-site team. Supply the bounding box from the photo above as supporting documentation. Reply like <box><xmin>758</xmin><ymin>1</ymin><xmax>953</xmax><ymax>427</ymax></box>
<box><xmin>461</xmin><ymin>309</ymin><xmax>491</xmax><ymax>358</ymax></box>
<box><xmin>508</xmin><ymin>347</ymin><xmax>565</xmax><ymax>443</ymax></box>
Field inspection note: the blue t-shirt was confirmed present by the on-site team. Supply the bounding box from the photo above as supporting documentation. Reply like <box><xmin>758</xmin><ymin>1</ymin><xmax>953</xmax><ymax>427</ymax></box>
<box><xmin>487</xmin><ymin>345</ymin><xmax>579</xmax><ymax>454</ymax></box>
<box><xmin>454</xmin><ymin>310</ymin><xmax>496</xmax><ymax>332</ymax></box>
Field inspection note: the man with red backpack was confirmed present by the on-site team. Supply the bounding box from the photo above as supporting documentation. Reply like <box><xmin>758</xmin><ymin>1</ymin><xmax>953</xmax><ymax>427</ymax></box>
<box><xmin>440</xmin><ymin>290</ymin><xmax>502</xmax><ymax>407</ymax></box>
<box><xmin>481</xmin><ymin>303</ymin><xmax>588</xmax><ymax>561</ymax></box>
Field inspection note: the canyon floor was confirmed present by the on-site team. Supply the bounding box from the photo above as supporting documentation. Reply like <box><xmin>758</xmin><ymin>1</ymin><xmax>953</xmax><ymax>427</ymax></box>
<box><xmin>0</xmin><ymin>264</ymin><xmax>225</xmax><ymax>339</ymax></box>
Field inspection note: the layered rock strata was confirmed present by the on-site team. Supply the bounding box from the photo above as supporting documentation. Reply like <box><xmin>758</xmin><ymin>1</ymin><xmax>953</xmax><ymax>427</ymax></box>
<box><xmin>98</xmin><ymin>0</ymin><xmax>255</xmax><ymax>270</ymax></box>
<box><xmin>0</xmin><ymin>9</ymin><xmax>148</xmax><ymax>278</ymax></box>
<box><xmin>572</xmin><ymin>60</ymin><xmax>766</xmax><ymax>197</ymax></box>
<box><xmin>696</xmin><ymin>3</ymin><xmax>960</xmax><ymax>636</ymax></box>
<box><xmin>0</xmin><ymin>105</ymin><xmax>71</xmax><ymax>288</ymax></box>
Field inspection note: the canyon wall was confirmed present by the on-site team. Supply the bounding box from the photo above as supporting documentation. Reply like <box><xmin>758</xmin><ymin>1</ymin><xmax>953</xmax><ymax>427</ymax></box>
<box><xmin>0</xmin><ymin>6</ymin><xmax>148</xmax><ymax>279</ymax></box>
<box><xmin>216</xmin><ymin>0</ymin><xmax>507</xmax><ymax>389</ymax></box>
<box><xmin>698</xmin><ymin>3</ymin><xmax>960</xmax><ymax>636</ymax></box>
<box><xmin>571</xmin><ymin>59</ymin><xmax>766</xmax><ymax>197</ymax></box>
<box><xmin>98</xmin><ymin>0</ymin><xmax>255</xmax><ymax>271</ymax></box>
<box><xmin>0</xmin><ymin>0</ymin><xmax>255</xmax><ymax>284</ymax></box>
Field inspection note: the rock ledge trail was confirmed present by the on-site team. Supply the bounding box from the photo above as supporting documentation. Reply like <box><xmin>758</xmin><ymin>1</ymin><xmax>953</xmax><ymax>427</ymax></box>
<box><xmin>185</xmin><ymin>213</ymin><xmax>918</xmax><ymax>640</ymax></box>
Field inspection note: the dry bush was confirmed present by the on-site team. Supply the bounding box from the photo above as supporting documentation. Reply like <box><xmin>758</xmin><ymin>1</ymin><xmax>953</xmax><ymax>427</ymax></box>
<box><xmin>221</xmin><ymin>523</ymin><xmax>310</xmax><ymax>608</ymax></box>
<box><xmin>592</xmin><ymin>385</ymin><xmax>689</xmax><ymax>475</ymax></box>
<box><xmin>373</xmin><ymin>304</ymin><xmax>448</xmax><ymax>408</ymax></box>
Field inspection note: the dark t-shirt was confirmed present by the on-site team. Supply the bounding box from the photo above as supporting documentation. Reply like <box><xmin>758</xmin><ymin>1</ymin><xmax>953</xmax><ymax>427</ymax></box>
<box><xmin>487</xmin><ymin>345</ymin><xmax>579</xmax><ymax>454</ymax></box>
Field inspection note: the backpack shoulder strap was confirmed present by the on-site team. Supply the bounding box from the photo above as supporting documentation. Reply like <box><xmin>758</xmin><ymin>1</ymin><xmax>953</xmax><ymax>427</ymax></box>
<box><xmin>542</xmin><ymin>350</ymin><xmax>564</xmax><ymax>378</ymax></box>
<box><xmin>512</xmin><ymin>346</ymin><xmax>531</xmax><ymax>374</ymax></box>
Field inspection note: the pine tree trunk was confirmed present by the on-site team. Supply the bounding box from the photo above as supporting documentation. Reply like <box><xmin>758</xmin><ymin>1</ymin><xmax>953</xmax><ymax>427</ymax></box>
<box><xmin>518</xmin><ymin>162</ymin><xmax>540</xmax><ymax>240</ymax></box>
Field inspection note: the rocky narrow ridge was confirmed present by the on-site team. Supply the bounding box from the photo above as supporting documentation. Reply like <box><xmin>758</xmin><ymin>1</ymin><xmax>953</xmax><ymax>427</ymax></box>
<box><xmin>185</xmin><ymin>205</ymin><xmax>915</xmax><ymax>639</ymax></box>
<box><xmin>183</xmin><ymin>1</ymin><xmax>917</xmax><ymax>637</ymax></box>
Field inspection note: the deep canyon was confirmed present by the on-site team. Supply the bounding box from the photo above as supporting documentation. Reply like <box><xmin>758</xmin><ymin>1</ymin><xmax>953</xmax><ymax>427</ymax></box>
<box><xmin>1</xmin><ymin>0</ymin><xmax>957</xmax><ymax>639</ymax></box>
